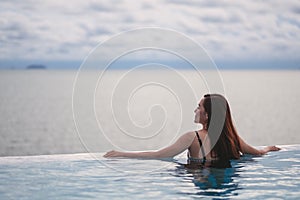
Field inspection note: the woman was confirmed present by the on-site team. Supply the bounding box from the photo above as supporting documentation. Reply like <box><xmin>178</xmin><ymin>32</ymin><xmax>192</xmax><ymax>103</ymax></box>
<box><xmin>104</xmin><ymin>94</ymin><xmax>280</xmax><ymax>162</ymax></box>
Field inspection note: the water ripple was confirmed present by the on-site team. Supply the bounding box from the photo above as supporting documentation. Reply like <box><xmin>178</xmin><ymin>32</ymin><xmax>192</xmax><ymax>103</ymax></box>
<box><xmin>0</xmin><ymin>146</ymin><xmax>300</xmax><ymax>199</ymax></box>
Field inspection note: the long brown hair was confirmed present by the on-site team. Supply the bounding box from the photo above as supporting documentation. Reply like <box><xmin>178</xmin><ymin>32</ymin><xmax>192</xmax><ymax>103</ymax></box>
<box><xmin>203</xmin><ymin>94</ymin><xmax>241</xmax><ymax>160</ymax></box>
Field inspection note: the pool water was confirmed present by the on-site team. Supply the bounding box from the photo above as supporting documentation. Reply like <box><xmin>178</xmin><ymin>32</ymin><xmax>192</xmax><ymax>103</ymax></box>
<box><xmin>0</xmin><ymin>145</ymin><xmax>299</xmax><ymax>199</ymax></box>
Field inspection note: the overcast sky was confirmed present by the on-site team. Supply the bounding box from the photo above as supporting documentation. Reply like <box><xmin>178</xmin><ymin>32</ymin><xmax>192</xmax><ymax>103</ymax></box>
<box><xmin>0</xmin><ymin>0</ymin><xmax>299</xmax><ymax>69</ymax></box>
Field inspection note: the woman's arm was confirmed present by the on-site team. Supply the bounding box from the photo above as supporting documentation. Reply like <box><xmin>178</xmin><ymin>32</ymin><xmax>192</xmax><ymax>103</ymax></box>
<box><xmin>238</xmin><ymin>136</ymin><xmax>280</xmax><ymax>155</ymax></box>
<box><xmin>104</xmin><ymin>132</ymin><xmax>195</xmax><ymax>159</ymax></box>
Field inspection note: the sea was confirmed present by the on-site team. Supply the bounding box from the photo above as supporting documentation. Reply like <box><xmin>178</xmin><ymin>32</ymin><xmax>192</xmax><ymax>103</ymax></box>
<box><xmin>0</xmin><ymin>69</ymin><xmax>300</xmax><ymax>199</ymax></box>
<box><xmin>0</xmin><ymin>69</ymin><xmax>299</xmax><ymax>156</ymax></box>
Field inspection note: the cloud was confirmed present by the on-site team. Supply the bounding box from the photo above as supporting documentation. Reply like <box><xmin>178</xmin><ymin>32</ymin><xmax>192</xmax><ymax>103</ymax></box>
<box><xmin>0</xmin><ymin>0</ymin><xmax>299</xmax><ymax>65</ymax></box>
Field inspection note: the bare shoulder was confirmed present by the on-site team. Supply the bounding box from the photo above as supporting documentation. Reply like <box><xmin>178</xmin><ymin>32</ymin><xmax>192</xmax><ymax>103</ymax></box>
<box><xmin>176</xmin><ymin>131</ymin><xmax>197</xmax><ymax>143</ymax></box>
<box><xmin>197</xmin><ymin>129</ymin><xmax>208</xmax><ymax>137</ymax></box>
<box><xmin>182</xmin><ymin>131</ymin><xmax>197</xmax><ymax>139</ymax></box>
<box><xmin>197</xmin><ymin>129</ymin><xmax>207</xmax><ymax>136</ymax></box>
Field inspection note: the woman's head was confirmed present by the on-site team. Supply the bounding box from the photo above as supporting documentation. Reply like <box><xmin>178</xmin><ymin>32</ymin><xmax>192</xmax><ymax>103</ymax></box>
<box><xmin>203</xmin><ymin>94</ymin><xmax>230</xmax><ymax>129</ymax></box>
<box><xmin>194</xmin><ymin>94</ymin><xmax>229</xmax><ymax>128</ymax></box>
<box><xmin>197</xmin><ymin>94</ymin><xmax>241</xmax><ymax>160</ymax></box>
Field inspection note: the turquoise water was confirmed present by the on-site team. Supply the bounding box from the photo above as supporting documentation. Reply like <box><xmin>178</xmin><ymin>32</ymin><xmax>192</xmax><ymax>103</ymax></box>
<box><xmin>0</xmin><ymin>145</ymin><xmax>299</xmax><ymax>199</ymax></box>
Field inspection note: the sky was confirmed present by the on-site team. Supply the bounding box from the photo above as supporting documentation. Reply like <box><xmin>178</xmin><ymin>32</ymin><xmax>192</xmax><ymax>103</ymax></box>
<box><xmin>0</xmin><ymin>0</ymin><xmax>299</xmax><ymax>69</ymax></box>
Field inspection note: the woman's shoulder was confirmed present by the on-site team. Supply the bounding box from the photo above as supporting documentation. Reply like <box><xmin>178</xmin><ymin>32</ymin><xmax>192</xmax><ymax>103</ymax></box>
<box><xmin>180</xmin><ymin>129</ymin><xmax>208</xmax><ymax>141</ymax></box>
<box><xmin>196</xmin><ymin>129</ymin><xmax>208</xmax><ymax>137</ymax></box>
<box><xmin>182</xmin><ymin>131</ymin><xmax>197</xmax><ymax>138</ymax></box>
<box><xmin>182</xmin><ymin>130</ymin><xmax>207</xmax><ymax>140</ymax></box>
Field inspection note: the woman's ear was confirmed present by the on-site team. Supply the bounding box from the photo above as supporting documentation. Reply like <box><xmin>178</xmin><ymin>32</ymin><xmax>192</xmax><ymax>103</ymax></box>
<box><xmin>205</xmin><ymin>113</ymin><xmax>208</xmax><ymax>119</ymax></box>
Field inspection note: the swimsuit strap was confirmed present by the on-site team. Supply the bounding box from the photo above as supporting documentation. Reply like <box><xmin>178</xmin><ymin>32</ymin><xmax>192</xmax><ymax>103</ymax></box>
<box><xmin>195</xmin><ymin>131</ymin><xmax>207</xmax><ymax>164</ymax></box>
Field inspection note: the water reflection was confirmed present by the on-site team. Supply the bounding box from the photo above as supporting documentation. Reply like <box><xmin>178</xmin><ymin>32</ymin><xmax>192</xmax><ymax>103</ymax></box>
<box><xmin>173</xmin><ymin>157</ymin><xmax>256</xmax><ymax>198</ymax></box>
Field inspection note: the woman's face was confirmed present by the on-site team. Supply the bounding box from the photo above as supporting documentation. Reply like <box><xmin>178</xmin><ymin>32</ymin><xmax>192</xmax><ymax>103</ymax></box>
<box><xmin>194</xmin><ymin>98</ymin><xmax>207</xmax><ymax>124</ymax></box>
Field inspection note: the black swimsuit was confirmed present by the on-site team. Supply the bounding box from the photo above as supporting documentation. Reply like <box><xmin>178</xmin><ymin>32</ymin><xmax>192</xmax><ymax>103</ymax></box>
<box><xmin>188</xmin><ymin>131</ymin><xmax>207</xmax><ymax>164</ymax></box>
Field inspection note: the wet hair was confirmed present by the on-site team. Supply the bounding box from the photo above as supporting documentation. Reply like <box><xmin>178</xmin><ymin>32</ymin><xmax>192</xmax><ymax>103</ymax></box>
<box><xmin>203</xmin><ymin>94</ymin><xmax>241</xmax><ymax>160</ymax></box>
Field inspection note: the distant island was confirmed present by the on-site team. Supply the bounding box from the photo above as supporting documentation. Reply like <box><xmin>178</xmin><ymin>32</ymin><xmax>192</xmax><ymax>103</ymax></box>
<box><xmin>26</xmin><ymin>64</ymin><xmax>47</xmax><ymax>69</ymax></box>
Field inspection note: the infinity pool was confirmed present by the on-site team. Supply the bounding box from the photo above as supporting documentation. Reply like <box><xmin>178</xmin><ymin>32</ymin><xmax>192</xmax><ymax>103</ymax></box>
<box><xmin>0</xmin><ymin>145</ymin><xmax>299</xmax><ymax>199</ymax></box>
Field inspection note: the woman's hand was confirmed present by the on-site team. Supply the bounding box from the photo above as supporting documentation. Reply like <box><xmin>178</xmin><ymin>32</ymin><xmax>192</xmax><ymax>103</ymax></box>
<box><xmin>261</xmin><ymin>146</ymin><xmax>281</xmax><ymax>155</ymax></box>
<box><xmin>104</xmin><ymin>150</ymin><xmax>123</xmax><ymax>158</ymax></box>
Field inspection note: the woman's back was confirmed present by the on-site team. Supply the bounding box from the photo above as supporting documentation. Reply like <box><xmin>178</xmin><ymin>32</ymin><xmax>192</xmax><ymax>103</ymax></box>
<box><xmin>188</xmin><ymin>130</ymin><xmax>213</xmax><ymax>161</ymax></box>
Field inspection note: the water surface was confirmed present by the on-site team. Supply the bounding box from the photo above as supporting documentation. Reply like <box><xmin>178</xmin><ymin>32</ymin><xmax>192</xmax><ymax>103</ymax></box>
<box><xmin>0</xmin><ymin>145</ymin><xmax>299</xmax><ymax>199</ymax></box>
